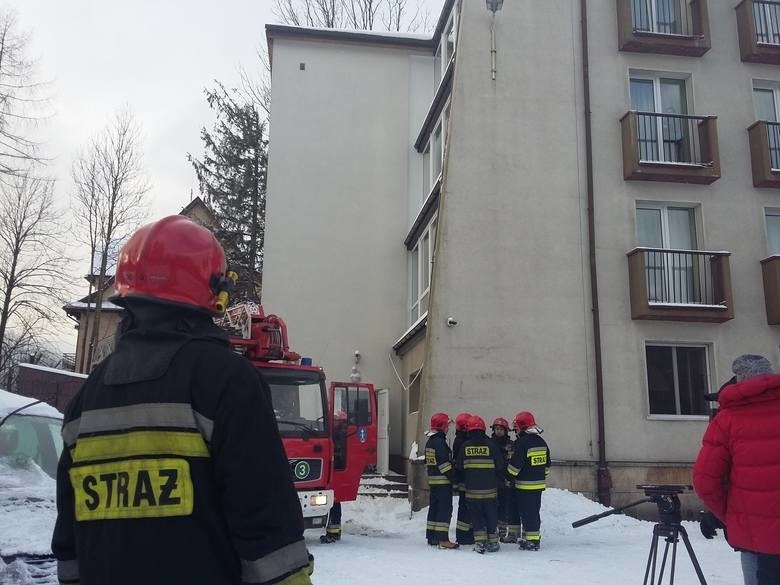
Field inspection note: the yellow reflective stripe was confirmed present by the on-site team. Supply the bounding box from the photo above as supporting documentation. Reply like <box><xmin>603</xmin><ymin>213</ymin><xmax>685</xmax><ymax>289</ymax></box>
<box><xmin>456</xmin><ymin>521</ymin><xmax>472</xmax><ymax>531</ymax></box>
<box><xmin>515</xmin><ymin>483</ymin><xmax>546</xmax><ymax>490</ymax></box>
<box><xmin>463</xmin><ymin>462</ymin><xmax>495</xmax><ymax>469</ymax></box>
<box><xmin>526</xmin><ymin>449</ymin><xmax>547</xmax><ymax>457</ymax></box>
<box><xmin>507</xmin><ymin>464</ymin><xmax>520</xmax><ymax>476</ymax></box>
<box><xmin>71</xmin><ymin>430</ymin><xmax>209</xmax><ymax>463</ymax></box>
<box><xmin>465</xmin><ymin>491</ymin><xmax>497</xmax><ymax>499</ymax></box>
<box><xmin>545</xmin><ymin>467</ymin><xmax>550</xmax><ymax>476</ymax></box>
<box><xmin>438</xmin><ymin>462</ymin><xmax>453</xmax><ymax>473</ymax></box>
<box><xmin>427</xmin><ymin>477</ymin><xmax>451</xmax><ymax>485</ymax></box>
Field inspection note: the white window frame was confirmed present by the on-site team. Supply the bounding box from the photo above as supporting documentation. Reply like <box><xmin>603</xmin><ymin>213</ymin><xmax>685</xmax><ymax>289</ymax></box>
<box><xmin>753</xmin><ymin>81</ymin><xmax>780</xmax><ymax>120</ymax></box>
<box><xmin>635</xmin><ymin>202</ymin><xmax>699</xmax><ymax>249</ymax></box>
<box><xmin>409</xmin><ymin>214</ymin><xmax>437</xmax><ymax>324</ymax></box>
<box><xmin>765</xmin><ymin>207</ymin><xmax>780</xmax><ymax>256</ymax></box>
<box><xmin>422</xmin><ymin>102</ymin><xmax>449</xmax><ymax>196</ymax></box>
<box><xmin>645</xmin><ymin>342</ymin><xmax>711</xmax><ymax>420</ymax></box>
<box><xmin>434</xmin><ymin>8</ymin><xmax>456</xmax><ymax>89</ymax></box>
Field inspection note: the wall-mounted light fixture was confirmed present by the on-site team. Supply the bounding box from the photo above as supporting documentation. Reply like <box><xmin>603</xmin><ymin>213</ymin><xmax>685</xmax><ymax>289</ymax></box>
<box><xmin>486</xmin><ymin>0</ymin><xmax>504</xmax><ymax>13</ymax></box>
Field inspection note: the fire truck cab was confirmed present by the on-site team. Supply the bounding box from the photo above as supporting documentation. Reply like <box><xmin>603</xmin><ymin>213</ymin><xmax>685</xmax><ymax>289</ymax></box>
<box><xmin>221</xmin><ymin>303</ymin><xmax>377</xmax><ymax>529</ymax></box>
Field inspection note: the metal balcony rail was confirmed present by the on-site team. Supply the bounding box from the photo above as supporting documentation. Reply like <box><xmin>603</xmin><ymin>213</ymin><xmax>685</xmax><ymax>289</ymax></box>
<box><xmin>764</xmin><ymin>120</ymin><xmax>780</xmax><ymax>170</ymax></box>
<box><xmin>631</xmin><ymin>0</ymin><xmax>695</xmax><ymax>36</ymax></box>
<box><xmin>754</xmin><ymin>0</ymin><xmax>780</xmax><ymax>45</ymax></box>
<box><xmin>639</xmin><ymin>248</ymin><xmax>726</xmax><ymax>306</ymax></box>
<box><xmin>634</xmin><ymin>112</ymin><xmax>711</xmax><ymax>166</ymax></box>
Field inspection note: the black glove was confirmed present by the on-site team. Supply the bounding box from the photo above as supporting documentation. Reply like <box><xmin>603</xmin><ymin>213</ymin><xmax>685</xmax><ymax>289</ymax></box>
<box><xmin>699</xmin><ymin>511</ymin><xmax>720</xmax><ymax>539</ymax></box>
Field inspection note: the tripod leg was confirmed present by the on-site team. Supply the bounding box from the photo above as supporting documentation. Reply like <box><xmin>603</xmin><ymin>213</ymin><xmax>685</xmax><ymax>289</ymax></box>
<box><xmin>657</xmin><ymin>534</ymin><xmax>673</xmax><ymax>585</ymax></box>
<box><xmin>643</xmin><ymin>528</ymin><xmax>660</xmax><ymax>585</ymax></box>
<box><xmin>678</xmin><ymin>526</ymin><xmax>709</xmax><ymax>585</ymax></box>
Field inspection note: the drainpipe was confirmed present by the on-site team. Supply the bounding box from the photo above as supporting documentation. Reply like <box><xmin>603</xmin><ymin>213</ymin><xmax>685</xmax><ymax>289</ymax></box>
<box><xmin>580</xmin><ymin>0</ymin><xmax>612</xmax><ymax>506</ymax></box>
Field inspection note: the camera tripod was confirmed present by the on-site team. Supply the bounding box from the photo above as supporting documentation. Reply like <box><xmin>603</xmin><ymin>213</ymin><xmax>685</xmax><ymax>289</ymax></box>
<box><xmin>573</xmin><ymin>485</ymin><xmax>708</xmax><ymax>585</ymax></box>
<box><xmin>643</xmin><ymin>520</ymin><xmax>707</xmax><ymax>585</ymax></box>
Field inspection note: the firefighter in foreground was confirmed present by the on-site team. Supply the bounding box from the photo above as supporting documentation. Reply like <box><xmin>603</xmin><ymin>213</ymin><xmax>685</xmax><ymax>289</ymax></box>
<box><xmin>507</xmin><ymin>411</ymin><xmax>551</xmax><ymax>551</ymax></box>
<box><xmin>452</xmin><ymin>411</ymin><xmax>474</xmax><ymax>545</ymax></box>
<box><xmin>51</xmin><ymin>216</ymin><xmax>313</xmax><ymax>585</ymax></box>
<box><xmin>424</xmin><ymin>412</ymin><xmax>458</xmax><ymax>548</ymax></box>
<box><xmin>457</xmin><ymin>415</ymin><xmax>505</xmax><ymax>553</ymax></box>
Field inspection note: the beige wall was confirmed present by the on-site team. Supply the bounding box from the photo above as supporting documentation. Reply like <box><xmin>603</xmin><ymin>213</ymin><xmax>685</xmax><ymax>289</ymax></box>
<box><xmin>263</xmin><ymin>35</ymin><xmax>433</xmax><ymax>456</ymax></box>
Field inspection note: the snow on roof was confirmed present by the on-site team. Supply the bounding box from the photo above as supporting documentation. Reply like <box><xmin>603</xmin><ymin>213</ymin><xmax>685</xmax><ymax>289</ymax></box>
<box><xmin>0</xmin><ymin>388</ymin><xmax>63</xmax><ymax>420</ymax></box>
<box><xmin>300</xmin><ymin>26</ymin><xmax>432</xmax><ymax>41</ymax></box>
<box><xmin>18</xmin><ymin>363</ymin><xmax>88</xmax><ymax>379</ymax></box>
<box><xmin>64</xmin><ymin>300</ymin><xmax>123</xmax><ymax>312</ymax></box>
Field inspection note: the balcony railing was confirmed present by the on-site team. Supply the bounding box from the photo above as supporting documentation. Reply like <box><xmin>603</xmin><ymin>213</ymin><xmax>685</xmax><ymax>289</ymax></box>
<box><xmin>627</xmin><ymin>248</ymin><xmax>733</xmax><ymax>322</ymax></box>
<box><xmin>621</xmin><ymin>112</ymin><xmax>720</xmax><ymax>184</ymax></box>
<box><xmin>737</xmin><ymin>0</ymin><xmax>780</xmax><ymax>63</ymax></box>
<box><xmin>748</xmin><ymin>121</ymin><xmax>780</xmax><ymax>187</ymax></box>
<box><xmin>618</xmin><ymin>0</ymin><xmax>711</xmax><ymax>56</ymax></box>
<box><xmin>761</xmin><ymin>256</ymin><xmax>780</xmax><ymax>324</ymax></box>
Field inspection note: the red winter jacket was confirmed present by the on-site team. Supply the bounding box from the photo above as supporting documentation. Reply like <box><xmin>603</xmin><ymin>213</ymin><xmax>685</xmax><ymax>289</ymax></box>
<box><xmin>693</xmin><ymin>373</ymin><xmax>780</xmax><ymax>554</ymax></box>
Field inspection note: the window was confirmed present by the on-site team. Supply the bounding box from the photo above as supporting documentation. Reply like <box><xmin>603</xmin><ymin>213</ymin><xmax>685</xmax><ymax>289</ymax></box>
<box><xmin>637</xmin><ymin>204</ymin><xmax>702</xmax><ymax>303</ymax></box>
<box><xmin>754</xmin><ymin>83</ymin><xmax>780</xmax><ymax>170</ymax></box>
<box><xmin>409</xmin><ymin>215</ymin><xmax>437</xmax><ymax>323</ymax></box>
<box><xmin>766</xmin><ymin>209</ymin><xmax>780</xmax><ymax>255</ymax></box>
<box><xmin>408</xmin><ymin>371</ymin><xmax>421</xmax><ymax>414</ymax></box>
<box><xmin>645</xmin><ymin>344</ymin><xmax>709</xmax><ymax>416</ymax></box>
<box><xmin>421</xmin><ymin>105</ymin><xmax>448</xmax><ymax>197</ymax></box>
<box><xmin>630</xmin><ymin>74</ymin><xmax>692</xmax><ymax>164</ymax></box>
<box><xmin>753</xmin><ymin>1</ymin><xmax>780</xmax><ymax>45</ymax></box>
<box><xmin>631</xmin><ymin>0</ymin><xmax>687</xmax><ymax>35</ymax></box>
<box><xmin>434</xmin><ymin>9</ymin><xmax>456</xmax><ymax>88</ymax></box>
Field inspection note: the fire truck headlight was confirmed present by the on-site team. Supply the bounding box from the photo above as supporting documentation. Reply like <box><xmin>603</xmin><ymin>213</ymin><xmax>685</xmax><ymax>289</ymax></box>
<box><xmin>311</xmin><ymin>494</ymin><xmax>329</xmax><ymax>506</ymax></box>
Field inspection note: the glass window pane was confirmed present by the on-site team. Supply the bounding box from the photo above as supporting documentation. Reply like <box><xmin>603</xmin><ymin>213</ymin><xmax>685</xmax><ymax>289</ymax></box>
<box><xmin>646</xmin><ymin>345</ymin><xmax>677</xmax><ymax>415</ymax></box>
<box><xmin>667</xmin><ymin>207</ymin><xmax>696</xmax><ymax>249</ymax></box>
<box><xmin>637</xmin><ymin>208</ymin><xmax>663</xmax><ymax>247</ymax></box>
<box><xmin>421</xmin><ymin>232</ymin><xmax>430</xmax><ymax>290</ymax></box>
<box><xmin>755</xmin><ymin>88</ymin><xmax>778</xmax><ymax>122</ymax></box>
<box><xmin>676</xmin><ymin>347</ymin><xmax>708</xmax><ymax>415</ymax></box>
<box><xmin>432</xmin><ymin>123</ymin><xmax>443</xmax><ymax>178</ymax></box>
<box><xmin>434</xmin><ymin>45</ymin><xmax>442</xmax><ymax>88</ymax></box>
<box><xmin>410</xmin><ymin>248</ymin><xmax>419</xmax><ymax>302</ymax></box>
<box><xmin>446</xmin><ymin>19</ymin><xmax>455</xmax><ymax>61</ymax></box>
<box><xmin>660</xmin><ymin>79</ymin><xmax>687</xmax><ymax>115</ymax></box>
<box><xmin>630</xmin><ymin>79</ymin><xmax>656</xmax><ymax>112</ymax></box>
<box><xmin>766</xmin><ymin>212</ymin><xmax>780</xmax><ymax>255</ymax></box>
<box><xmin>422</xmin><ymin>145</ymin><xmax>431</xmax><ymax>195</ymax></box>
<box><xmin>631</xmin><ymin>0</ymin><xmax>651</xmax><ymax>32</ymax></box>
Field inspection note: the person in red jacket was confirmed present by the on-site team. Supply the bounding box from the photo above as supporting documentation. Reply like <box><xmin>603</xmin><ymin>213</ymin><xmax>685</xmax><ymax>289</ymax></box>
<box><xmin>693</xmin><ymin>354</ymin><xmax>780</xmax><ymax>585</ymax></box>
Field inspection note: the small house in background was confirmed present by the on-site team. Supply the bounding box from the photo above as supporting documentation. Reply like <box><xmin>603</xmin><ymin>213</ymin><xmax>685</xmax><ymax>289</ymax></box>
<box><xmin>15</xmin><ymin>363</ymin><xmax>87</xmax><ymax>411</ymax></box>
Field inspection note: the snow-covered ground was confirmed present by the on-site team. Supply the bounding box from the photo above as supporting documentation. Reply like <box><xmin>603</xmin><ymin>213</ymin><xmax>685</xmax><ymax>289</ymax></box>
<box><xmin>0</xmin><ymin>483</ymin><xmax>743</xmax><ymax>584</ymax></box>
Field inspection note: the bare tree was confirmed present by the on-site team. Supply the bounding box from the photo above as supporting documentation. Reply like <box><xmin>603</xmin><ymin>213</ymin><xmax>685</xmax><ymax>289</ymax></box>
<box><xmin>73</xmin><ymin>108</ymin><xmax>149</xmax><ymax>371</ymax></box>
<box><xmin>0</xmin><ymin>171</ymin><xmax>70</xmax><ymax>386</ymax></box>
<box><xmin>0</xmin><ymin>9</ymin><xmax>50</xmax><ymax>183</ymax></box>
<box><xmin>272</xmin><ymin>0</ymin><xmax>429</xmax><ymax>32</ymax></box>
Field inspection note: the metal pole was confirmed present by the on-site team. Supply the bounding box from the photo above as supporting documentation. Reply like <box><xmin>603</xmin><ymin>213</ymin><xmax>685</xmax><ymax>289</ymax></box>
<box><xmin>490</xmin><ymin>11</ymin><xmax>497</xmax><ymax>81</ymax></box>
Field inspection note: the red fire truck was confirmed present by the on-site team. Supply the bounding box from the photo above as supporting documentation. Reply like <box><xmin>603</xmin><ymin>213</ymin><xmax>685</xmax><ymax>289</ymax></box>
<box><xmin>221</xmin><ymin>303</ymin><xmax>378</xmax><ymax>529</ymax></box>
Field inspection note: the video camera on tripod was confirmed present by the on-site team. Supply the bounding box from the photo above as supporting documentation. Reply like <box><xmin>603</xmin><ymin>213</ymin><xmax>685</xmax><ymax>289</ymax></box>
<box><xmin>572</xmin><ymin>485</ymin><xmax>708</xmax><ymax>585</ymax></box>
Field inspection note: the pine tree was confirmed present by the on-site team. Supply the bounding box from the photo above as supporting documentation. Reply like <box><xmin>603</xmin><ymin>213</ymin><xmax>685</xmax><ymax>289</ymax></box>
<box><xmin>189</xmin><ymin>83</ymin><xmax>266</xmax><ymax>302</ymax></box>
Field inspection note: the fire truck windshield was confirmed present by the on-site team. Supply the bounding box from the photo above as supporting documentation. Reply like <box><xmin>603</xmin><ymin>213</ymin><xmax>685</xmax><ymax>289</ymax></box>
<box><xmin>261</xmin><ymin>368</ymin><xmax>328</xmax><ymax>436</ymax></box>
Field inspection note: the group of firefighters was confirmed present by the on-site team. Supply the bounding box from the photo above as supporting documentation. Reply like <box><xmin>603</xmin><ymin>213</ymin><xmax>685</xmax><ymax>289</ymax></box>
<box><xmin>425</xmin><ymin>411</ymin><xmax>551</xmax><ymax>554</ymax></box>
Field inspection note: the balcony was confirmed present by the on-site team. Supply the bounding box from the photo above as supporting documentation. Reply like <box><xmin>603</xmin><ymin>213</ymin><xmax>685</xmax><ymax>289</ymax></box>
<box><xmin>736</xmin><ymin>0</ymin><xmax>780</xmax><ymax>64</ymax></box>
<box><xmin>621</xmin><ymin>112</ymin><xmax>720</xmax><ymax>184</ymax></box>
<box><xmin>617</xmin><ymin>0</ymin><xmax>711</xmax><ymax>56</ymax></box>
<box><xmin>627</xmin><ymin>248</ymin><xmax>733</xmax><ymax>322</ymax></box>
<box><xmin>761</xmin><ymin>256</ymin><xmax>780</xmax><ymax>324</ymax></box>
<box><xmin>748</xmin><ymin>121</ymin><xmax>780</xmax><ymax>187</ymax></box>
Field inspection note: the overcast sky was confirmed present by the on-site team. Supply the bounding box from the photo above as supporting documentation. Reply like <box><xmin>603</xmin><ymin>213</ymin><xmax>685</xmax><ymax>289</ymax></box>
<box><xmin>6</xmin><ymin>0</ymin><xmax>443</xmax><ymax>351</ymax></box>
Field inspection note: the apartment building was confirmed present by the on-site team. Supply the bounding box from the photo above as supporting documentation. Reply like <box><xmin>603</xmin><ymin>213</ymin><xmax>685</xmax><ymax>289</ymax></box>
<box><xmin>263</xmin><ymin>0</ymin><xmax>780</xmax><ymax>503</ymax></box>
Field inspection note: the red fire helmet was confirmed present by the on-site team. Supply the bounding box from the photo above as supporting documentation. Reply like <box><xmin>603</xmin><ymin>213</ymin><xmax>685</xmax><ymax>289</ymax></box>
<box><xmin>455</xmin><ymin>412</ymin><xmax>472</xmax><ymax>432</ymax></box>
<box><xmin>491</xmin><ymin>417</ymin><xmax>510</xmax><ymax>430</ymax></box>
<box><xmin>113</xmin><ymin>216</ymin><xmax>227</xmax><ymax>314</ymax></box>
<box><xmin>513</xmin><ymin>411</ymin><xmax>537</xmax><ymax>432</ymax></box>
<box><xmin>466</xmin><ymin>415</ymin><xmax>486</xmax><ymax>432</ymax></box>
<box><xmin>430</xmin><ymin>412</ymin><xmax>451</xmax><ymax>433</ymax></box>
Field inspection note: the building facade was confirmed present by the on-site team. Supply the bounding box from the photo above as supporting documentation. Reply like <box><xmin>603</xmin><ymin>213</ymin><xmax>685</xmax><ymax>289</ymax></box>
<box><xmin>264</xmin><ymin>0</ymin><xmax>780</xmax><ymax>503</ymax></box>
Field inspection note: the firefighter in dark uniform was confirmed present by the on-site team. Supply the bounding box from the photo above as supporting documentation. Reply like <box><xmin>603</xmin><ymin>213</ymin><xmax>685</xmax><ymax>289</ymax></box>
<box><xmin>321</xmin><ymin>410</ymin><xmax>347</xmax><ymax>544</ymax></box>
<box><xmin>457</xmin><ymin>415</ymin><xmax>505</xmax><ymax>554</ymax></box>
<box><xmin>490</xmin><ymin>417</ymin><xmax>515</xmax><ymax>541</ymax></box>
<box><xmin>51</xmin><ymin>216</ymin><xmax>313</xmax><ymax>585</ymax></box>
<box><xmin>424</xmin><ymin>412</ymin><xmax>458</xmax><ymax>549</ymax></box>
<box><xmin>507</xmin><ymin>410</ymin><xmax>551</xmax><ymax>551</ymax></box>
<box><xmin>452</xmin><ymin>411</ymin><xmax>474</xmax><ymax>545</ymax></box>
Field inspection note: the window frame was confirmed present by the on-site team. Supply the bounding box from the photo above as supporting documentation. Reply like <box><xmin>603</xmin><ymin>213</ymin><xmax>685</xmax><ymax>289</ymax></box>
<box><xmin>753</xmin><ymin>81</ymin><xmax>780</xmax><ymax>121</ymax></box>
<box><xmin>765</xmin><ymin>207</ymin><xmax>780</xmax><ymax>256</ymax></box>
<box><xmin>635</xmin><ymin>202</ymin><xmax>700</xmax><ymax>250</ymax></box>
<box><xmin>645</xmin><ymin>342</ymin><xmax>711</xmax><ymax>420</ymax></box>
<box><xmin>409</xmin><ymin>214</ymin><xmax>437</xmax><ymax>324</ymax></box>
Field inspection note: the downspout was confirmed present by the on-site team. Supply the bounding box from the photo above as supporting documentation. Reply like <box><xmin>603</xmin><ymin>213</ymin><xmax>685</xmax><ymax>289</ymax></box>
<box><xmin>580</xmin><ymin>0</ymin><xmax>612</xmax><ymax>506</ymax></box>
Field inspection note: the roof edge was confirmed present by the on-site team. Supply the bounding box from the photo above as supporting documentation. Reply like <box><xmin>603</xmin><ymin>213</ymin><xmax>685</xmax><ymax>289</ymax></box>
<box><xmin>265</xmin><ymin>24</ymin><xmax>436</xmax><ymax>51</ymax></box>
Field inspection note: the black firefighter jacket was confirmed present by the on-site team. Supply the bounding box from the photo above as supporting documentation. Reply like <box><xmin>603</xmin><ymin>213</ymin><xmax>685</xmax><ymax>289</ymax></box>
<box><xmin>51</xmin><ymin>303</ymin><xmax>311</xmax><ymax>585</ymax></box>
<box><xmin>425</xmin><ymin>432</ymin><xmax>454</xmax><ymax>487</ymax></box>
<box><xmin>507</xmin><ymin>432</ymin><xmax>551</xmax><ymax>491</ymax></box>
<box><xmin>456</xmin><ymin>432</ymin><xmax>505</xmax><ymax>500</ymax></box>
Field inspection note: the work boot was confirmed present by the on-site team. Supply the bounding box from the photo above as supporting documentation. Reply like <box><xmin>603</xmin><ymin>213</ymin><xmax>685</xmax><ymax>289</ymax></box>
<box><xmin>518</xmin><ymin>539</ymin><xmax>527</xmax><ymax>550</ymax></box>
<box><xmin>320</xmin><ymin>534</ymin><xmax>340</xmax><ymax>544</ymax></box>
<box><xmin>437</xmin><ymin>540</ymin><xmax>459</xmax><ymax>550</ymax></box>
<box><xmin>499</xmin><ymin>534</ymin><xmax>517</xmax><ymax>544</ymax></box>
<box><xmin>486</xmin><ymin>541</ymin><xmax>500</xmax><ymax>553</ymax></box>
<box><xmin>473</xmin><ymin>542</ymin><xmax>486</xmax><ymax>554</ymax></box>
<box><xmin>524</xmin><ymin>540</ymin><xmax>540</xmax><ymax>551</ymax></box>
